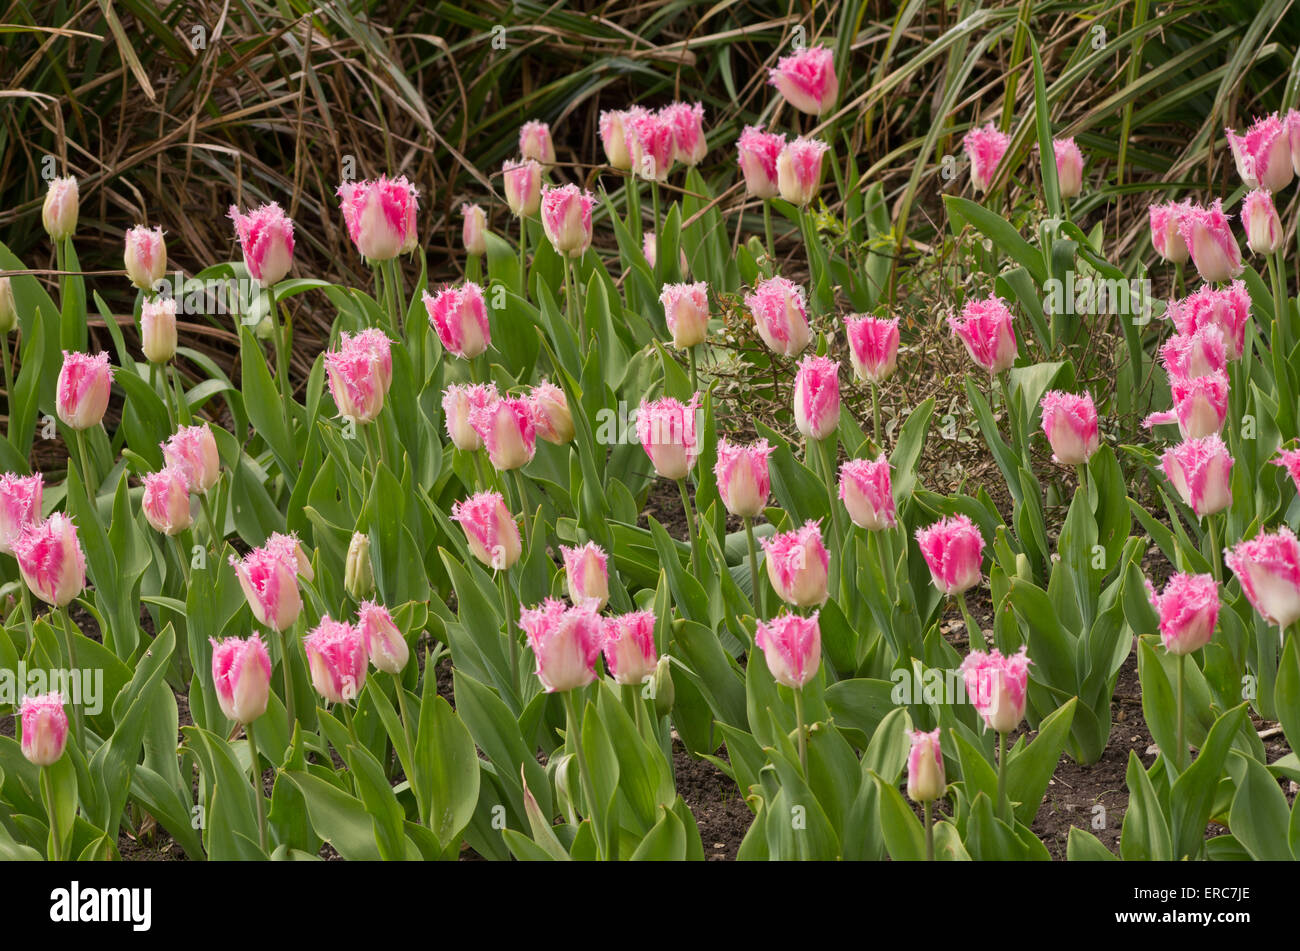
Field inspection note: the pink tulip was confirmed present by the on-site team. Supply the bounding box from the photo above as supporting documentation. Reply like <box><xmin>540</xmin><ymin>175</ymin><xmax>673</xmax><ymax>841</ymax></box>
<box><xmin>642</xmin><ymin>232</ymin><xmax>688</xmax><ymax>274</ymax></box>
<box><xmin>519</xmin><ymin>120</ymin><xmax>556</xmax><ymax>167</ymax></box>
<box><xmin>1242</xmin><ymin>188</ymin><xmax>1283</xmax><ymax>255</ymax></box>
<box><xmin>470</xmin><ymin>395</ymin><xmax>537</xmax><ymax>471</ymax></box>
<box><xmin>13</xmin><ymin>514</ymin><xmax>86</xmax><ymax>607</ymax></box>
<box><xmin>358</xmin><ymin>601</ymin><xmax>408</xmax><ymax>675</ymax></box>
<box><xmin>660</xmin><ymin>282</ymin><xmax>709</xmax><ymax>349</ymax></box>
<box><xmin>518</xmin><ymin>598</ymin><xmax>602</xmax><ymax>693</ymax></box>
<box><xmin>714</xmin><ymin>438</ymin><xmax>773</xmax><ymax>518</ymax></box>
<box><xmin>1177</xmin><ymin>200</ymin><xmax>1243</xmax><ymax>284</ymax></box>
<box><xmin>1051</xmin><ymin>138</ymin><xmax>1084</xmax><ymax>199</ymax></box>
<box><xmin>736</xmin><ymin>126</ymin><xmax>786</xmax><ymax>199</ymax></box>
<box><xmin>906</xmin><ymin>728</ymin><xmax>945</xmax><ymax>803</ymax></box>
<box><xmin>844</xmin><ymin>315</ymin><xmax>899</xmax><ymax>384</ymax></box>
<box><xmin>140</xmin><ymin>298</ymin><xmax>177</xmax><ymax>364</ymax></box>
<box><xmin>461</xmin><ymin>203</ymin><xmax>488</xmax><ymax>257</ymax></box>
<box><xmin>602</xmin><ymin>611</ymin><xmax>657</xmax><ymax>686</ymax></box>
<box><xmin>56</xmin><ymin>350</ymin><xmax>113</xmax><ymax>430</ymax></box>
<box><xmin>636</xmin><ymin>393</ymin><xmax>701</xmax><ymax>481</ymax></box>
<box><xmin>754</xmin><ymin>611</ymin><xmax>821</xmax><ymax>688</ymax></box>
<box><xmin>1162</xmin><ymin>435</ymin><xmax>1233</xmax><ymax>517</ymax></box>
<box><xmin>502</xmin><ymin>159</ymin><xmax>543</xmax><ymax>217</ymax></box>
<box><xmin>19</xmin><ymin>692</ymin><xmax>68</xmax><ymax>766</ymax></box>
<box><xmin>209</xmin><ymin>635</ymin><xmax>272</xmax><ymax>723</ymax></box>
<box><xmin>451</xmin><ymin>491</ymin><xmax>521</xmax><ymax>570</ymax></box>
<box><xmin>1225</xmin><ymin>528</ymin><xmax>1300</xmax><ymax>629</ymax></box>
<box><xmin>229</xmin><ymin>202</ymin><xmax>295</xmax><ymax>287</ymax></box>
<box><xmin>662</xmin><ymin>101</ymin><xmax>707</xmax><ymax>166</ymax></box>
<box><xmin>336</xmin><ymin>175</ymin><xmax>419</xmax><ymax>261</ymax></box>
<box><xmin>441</xmin><ymin>382</ymin><xmax>498</xmax><ymax>451</ymax></box>
<box><xmin>1163</xmin><ymin>371</ymin><xmax>1229</xmax><ymax>439</ymax></box>
<box><xmin>264</xmin><ymin>530</ymin><xmax>314</xmax><ymax>582</ymax></box>
<box><xmin>325</xmin><ymin>328</ymin><xmax>393</xmax><ymax>424</ymax></box>
<box><xmin>529</xmin><ymin>380</ymin><xmax>575</xmax><ymax>445</ymax></box>
<box><xmin>0</xmin><ymin>473</ymin><xmax>43</xmax><ymax>555</ymax></box>
<box><xmin>1167</xmin><ymin>281</ymin><xmax>1250</xmax><ymax>360</ymax></box>
<box><xmin>947</xmin><ymin>296</ymin><xmax>1017</xmax><ymax>374</ymax></box>
<box><xmin>229</xmin><ymin>542</ymin><xmax>302</xmax><ymax>632</ymax></box>
<box><xmin>962</xmin><ymin>123</ymin><xmax>1010</xmax><ymax>194</ymax></box>
<box><xmin>424</xmin><ymin>282</ymin><xmax>490</xmax><ymax>359</ymax></box>
<box><xmin>768</xmin><ymin>45</ymin><xmax>838</xmax><ymax>116</ymax></box>
<box><xmin>1273</xmin><ymin>447</ymin><xmax>1300</xmax><ymax>496</ymax></box>
<box><xmin>761</xmin><ymin>521</ymin><xmax>830</xmax><ymax>608</ymax></box>
<box><xmin>599</xmin><ymin>110</ymin><xmax>636</xmax><ymax>171</ymax></box>
<box><xmin>1225</xmin><ymin>113</ymin><xmax>1294</xmax><ymax>192</ymax></box>
<box><xmin>1039</xmin><ymin>390</ymin><xmax>1100</xmax><ymax>465</ymax></box>
<box><xmin>1149</xmin><ymin>200</ymin><xmax>1193</xmax><ymax>264</ymax></box>
<box><xmin>777</xmin><ymin>137</ymin><xmax>830</xmax><ymax>207</ymax></box>
<box><xmin>838</xmin><ymin>456</ymin><xmax>896</xmax><ymax>530</ymax></box>
<box><xmin>915</xmin><ymin>514</ymin><xmax>984</xmax><ymax>596</ymax></box>
<box><xmin>124</xmin><ymin>225</ymin><xmax>166</xmax><ymax>291</ymax></box>
<box><xmin>624</xmin><ymin>109</ymin><xmax>675</xmax><ymax>182</ymax></box>
<box><xmin>960</xmin><ymin>646</ymin><xmax>1032</xmax><ymax>733</ymax></box>
<box><xmin>141</xmin><ymin>466</ymin><xmax>192</xmax><ymax>537</ymax></box>
<box><xmin>539</xmin><ymin>184</ymin><xmax>594</xmax><ymax>258</ymax></box>
<box><xmin>1146</xmin><ymin>573</ymin><xmax>1219</xmax><ymax>656</ymax></box>
<box><xmin>745</xmin><ymin>276</ymin><xmax>811</xmax><ymax>357</ymax></box>
<box><xmin>42</xmin><ymin>177</ymin><xmax>78</xmax><ymax>241</ymax></box>
<box><xmin>1289</xmin><ymin>109</ymin><xmax>1300</xmax><ymax>175</ymax></box>
<box><xmin>561</xmin><ymin>541</ymin><xmax>609</xmax><ymax>611</ymax></box>
<box><xmin>793</xmin><ymin>354</ymin><xmax>840</xmax><ymax>440</ymax></box>
<box><xmin>1158</xmin><ymin>325</ymin><xmax>1226</xmax><ymax>381</ymax></box>
<box><xmin>162</xmin><ymin>422</ymin><xmax>221</xmax><ymax>495</ymax></box>
<box><xmin>303</xmin><ymin>617</ymin><xmax>368</xmax><ymax>705</ymax></box>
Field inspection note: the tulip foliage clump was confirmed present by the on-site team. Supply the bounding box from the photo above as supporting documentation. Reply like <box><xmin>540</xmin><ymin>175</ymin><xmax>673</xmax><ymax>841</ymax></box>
<box><xmin>3</xmin><ymin>33</ymin><xmax>1300</xmax><ymax>864</ymax></box>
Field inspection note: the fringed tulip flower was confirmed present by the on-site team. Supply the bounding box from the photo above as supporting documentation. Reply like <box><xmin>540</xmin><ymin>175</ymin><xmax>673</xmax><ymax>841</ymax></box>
<box><xmin>56</xmin><ymin>351</ymin><xmax>113</xmax><ymax>430</ymax></box>
<box><xmin>602</xmin><ymin>611</ymin><xmax>657</xmax><ymax>686</ymax></box>
<box><xmin>948</xmin><ymin>296</ymin><xmax>1017</xmax><ymax>374</ymax></box>
<box><xmin>1225</xmin><ymin>113</ymin><xmax>1294</xmax><ymax>192</ymax></box>
<box><xmin>907</xmin><ymin>728</ymin><xmax>945</xmax><ymax>803</ymax></box>
<box><xmin>19</xmin><ymin>692</ymin><xmax>68</xmax><ymax>767</ymax></box>
<box><xmin>916</xmin><ymin>514</ymin><xmax>984</xmax><ymax>596</ymax></box>
<box><xmin>336</xmin><ymin>175</ymin><xmax>419</xmax><ymax>262</ymax></box>
<box><xmin>1177</xmin><ymin>200</ymin><xmax>1243</xmax><ymax>284</ymax></box>
<box><xmin>540</xmin><ymin>184</ymin><xmax>594</xmax><ymax>258</ymax></box>
<box><xmin>140</xmin><ymin>297</ymin><xmax>177</xmax><ymax>364</ymax></box>
<box><xmin>13</xmin><ymin>514</ymin><xmax>85</xmax><ymax>608</ymax></box>
<box><xmin>660</xmin><ymin>282</ymin><xmax>709</xmax><ymax>349</ymax></box>
<box><xmin>714</xmin><ymin>438</ymin><xmax>773</xmax><ymax>518</ymax></box>
<box><xmin>1146</xmin><ymin>574</ymin><xmax>1219</xmax><ymax>656</ymax></box>
<box><xmin>325</xmin><ymin>329</ymin><xmax>393</xmax><ymax>424</ymax></box>
<box><xmin>839</xmin><ymin>456</ymin><xmax>896</xmax><ymax>531</ymax></box>
<box><xmin>229</xmin><ymin>542</ymin><xmax>302</xmax><ymax>632</ymax></box>
<box><xmin>229</xmin><ymin>202</ymin><xmax>295</xmax><ymax>287</ymax></box>
<box><xmin>960</xmin><ymin>647</ymin><xmax>1032</xmax><ymax>733</ymax></box>
<box><xmin>424</xmin><ymin>282</ymin><xmax>490</xmax><ymax>359</ymax></box>
<box><xmin>624</xmin><ymin>108</ymin><xmax>676</xmax><ymax>182</ymax></box>
<box><xmin>209</xmin><ymin>635</ymin><xmax>272</xmax><ymax>723</ymax></box>
<box><xmin>124</xmin><ymin>225</ymin><xmax>166</xmax><ymax>292</ymax></box>
<box><xmin>793</xmin><ymin>354</ymin><xmax>840</xmax><ymax>440</ymax></box>
<box><xmin>662</xmin><ymin>101</ymin><xmax>707</xmax><ymax>166</ymax></box>
<box><xmin>736</xmin><ymin>126</ymin><xmax>785</xmax><ymax>199</ymax></box>
<box><xmin>768</xmin><ymin>45</ymin><xmax>838</xmax><ymax>116</ymax></box>
<box><xmin>451</xmin><ymin>491</ymin><xmax>521</xmax><ymax>570</ymax></box>
<box><xmin>1158</xmin><ymin>325</ymin><xmax>1226</xmax><ymax>381</ymax></box>
<box><xmin>303</xmin><ymin>617</ymin><xmax>368</xmax><ymax>705</ymax></box>
<box><xmin>42</xmin><ymin>177</ymin><xmax>78</xmax><ymax>241</ymax></box>
<box><xmin>561</xmin><ymin>541</ymin><xmax>609</xmax><ymax>611</ymax></box>
<box><xmin>745</xmin><ymin>276</ymin><xmax>811</xmax><ymax>357</ymax></box>
<box><xmin>1150</xmin><ymin>371</ymin><xmax>1229</xmax><ymax>439</ymax></box>
<box><xmin>844</xmin><ymin>315</ymin><xmax>899</xmax><ymax>384</ymax></box>
<box><xmin>599</xmin><ymin>110</ymin><xmax>635</xmax><ymax>171</ymax></box>
<box><xmin>1051</xmin><ymin>138</ymin><xmax>1084</xmax><ymax>199</ymax></box>
<box><xmin>529</xmin><ymin>380</ymin><xmax>574</xmax><ymax>445</ymax></box>
<box><xmin>1167</xmin><ymin>281</ymin><xmax>1250</xmax><ymax>360</ymax></box>
<box><xmin>1273</xmin><ymin>448</ymin><xmax>1300</xmax><ymax>496</ymax></box>
<box><xmin>636</xmin><ymin>394</ymin><xmax>701</xmax><ymax>481</ymax></box>
<box><xmin>1242</xmin><ymin>188</ymin><xmax>1283</xmax><ymax>255</ymax></box>
<box><xmin>502</xmin><ymin>159</ymin><xmax>542</xmax><ymax>217</ymax></box>
<box><xmin>518</xmin><ymin>598</ymin><xmax>602</xmax><ymax>693</ymax></box>
<box><xmin>1224</xmin><ymin>528</ymin><xmax>1300</xmax><ymax>629</ymax></box>
<box><xmin>442</xmin><ymin>382</ymin><xmax>498</xmax><ymax>451</ymax></box>
<box><xmin>761</xmin><ymin>521</ymin><xmax>830</xmax><ymax>608</ymax></box>
<box><xmin>519</xmin><ymin>120</ymin><xmax>556</xmax><ymax>167</ymax></box>
<box><xmin>264</xmin><ymin>531</ymin><xmax>313</xmax><ymax>582</ymax></box>
<box><xmin>1149</xmin><ymin>200</ymin><xmax>1193</xmax><ymax>264</ymax></box>
<box><xmin>141</xmin><ymin>466</ymin><xmax>192</xmax><ymax>536</ymax></box>
<box><xmin>754</xmin><ymin>612</ymin><xmax>821</xmax><ymax>688</ymax></box>
<box><xmin>1162</xmin><ymin>435</ymin><xmax>1233</xmax><ymax>517</ymax></box>
<box><xmin>461</xmin><ymin>203</ymin><xmax>488</xmax><ymax>257</ymax></box>
<box><xmin>0</xmin><ymin>473</ymin><xmax>43</xmax><ymax>555</ymax></box>
<box><xmin>470</xmin><ymin>395</ymin><xmax>537</xmax><ymax>471</ymax></box>
<box><xmin>358</xmin><ymin>601</ymin><xmax>408</xmax><ymax>675</ymax></box>
<box><xmin>962</xmin><ymin>123</ymin><xmax>1010</xmax><ymax>194</ymax></box>
<box><xmin>777</xmin><ymin>137</ymin><xmax>830</xmax><ymax>207</ymax></box>
<box><xmin>1039</xmin><ymin>390</ymin><xmax>1100</xmax><ymax>465</ymax></box>
<box><xmin>162</xmin><ymin>422</ymin><xmax>220</xmax><ymax>495</ymax></box>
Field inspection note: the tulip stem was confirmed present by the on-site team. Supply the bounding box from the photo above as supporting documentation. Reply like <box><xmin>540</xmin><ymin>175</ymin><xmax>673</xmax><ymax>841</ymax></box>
<box><xmin>958</xmin><ymin>591</ymin><xmax>988</xmax><ymax>653</ymax></box>
<box><xmin>199</xmin><ymin>493</ymin><xmax>220</xmax><ymax>553</ymax></box>
<box><xmin>675</xmin><ymin>477</ymin><xmax>702</xmax><ymax>578</ymax></box>
<box><xmin>57</xmin><ymin>605</ymin><xmax>83</xmax><ymax>743</ymax></box>
<box><xmin>793</xmin><ymin>685</ymin><xmax>808</xmax><ymax>775</ymax></box>
<box><xmin>0</xmin><ymin>332</ymin><xmax>12</xmax><ymax>442</ymax></box>
<box><xmin>627</xmin><ymin>176</ymin><xmax>641</xmax><ymax>236</ymax></box>
<box><xmin>280</xmin><ymin>625</ymin><xmax>296</xmax><ymax>728</ymax></box>
<box><xmin>1174</xmin><ymin>260</ymin><xmax>1185</xmax><ymax>300</ymax></box>
<box><xmin>40</xmin><ymin>765</ymin><xmax>64</xmax><ymax>862</ymax></box>
<box><xmin>498</xmin><ymin>567</ymin><xmax>520</xmax><ymax>689</ymax></box>
<box><xmin>151</xmin><ymin>362</ymin><xmax>175</xmax><ymax>429</ymax></box>
<box><xmin>570</xmin><ymin>256</ymin><xmax>586</xmax><ymax>346</ymax></box>
<box><xmin>624</xmin><ymin>681</ymin><xmax>645</xmax><ymax>736</ymax></box>
<box><xmin>763</xmin><ymin>200</ymin><xmax>775</xmax><ymax>270</ymax></box>
<box><xmin>743</xmin><ymin>515</ymin><xmax>763</xmax><ymax>617</ymax></box>
<box><xmin>1175</xmin><ymin>651</ymin><xmax>1186</xmax><ymax>773</ymax></box>
<box><xmin>1075</xmin><ymin>463</ymin><xmax>1088</xmax><ymax>509</ymax></box>
<box><xmin>171</xmin><ymin>533</ymin><xmax>191</xmax><ymax>587</ymax></box>
<box><xmin>688</xmin><ymin>345</ymin><xmax>698</xmax><ymax>394</ymax></box>
<box><xmin>871</xmin><ymin>382</ymin><xmax>881</xmax><ymax>448</ymax></box>
<box><xmin>996</xmin><ymin>731</ymin><xmax>1009</xmax><ymax>823</ymax></box>
<box><xmin>1269</xmin><ymin>250</ymin><xmax>1290</xmax><ymax>355</ymax></box>
<box><xmin>650</xmin><ymin>181</ymin><xmax>662</xmax><ymax>282</ymax></box>
<box><xmin>362</xmin><ymin>423</ymin><xmax>381</xmax><ymax>479</ymax></box>
<box><xmin>73</xmin><ymin>428</ymin><xmax>95</xmax><ymax>510</ymax></box>
<box><xmin>923</xmin><ymin>800</ymin><xmax>934</xmax><ymax>861</ymax></box>
<box><xmin>518</xmin><ymin>217</ymin><xmax>529</xmax><ymax>297</ymax></box>
<box><xmin>390</xmin><ymin>258</ymin><xmax>407</xmax><ymax>335</ymax></box>
<box><xmin>512</xmin><ymin>469</ymin><xmax>532</xmax><ymax>553</ymax></box>
<box><xmin>391</xmin><ymin>673</ymin><xmax>417</xmax><ymax>796</ymax></box>
<box><xmin>265</xmin><ymin>283</ymin><xmax>294</xmax><ymax>431</ymax></box>
<box><xmin>561</xmin><ymin>690</ymin><xmax>604</xmax><ymax>860</ymax></box>
<box><xmin>1206</xmin><ymin>514</ymin><xmax>1222</xmax><ymax>585</ymax></box>
<box><xmin>245</xmin><ymin>724</ymin><xmax>268</xmax><ymax>853</ymax></box>
<box><xmin>18</xmin><ymin>583</ymin><xmax>34</xmax><ymax>648</ymax></box>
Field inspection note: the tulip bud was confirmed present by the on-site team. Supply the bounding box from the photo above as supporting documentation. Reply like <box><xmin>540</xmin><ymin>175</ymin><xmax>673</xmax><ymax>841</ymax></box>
<box><xmin>303</xmin><ymin>617</ymin><xmax>368</xmax><ymax>704</ymax></box>
<box><xmin>960</xmin><ymin>646</ymin><xmax>1032</xmax><ymax>733</ymax></box>
<box><xmin>745</xmin><ymin>276</ymin><xmax>811</xmax><ymax>358</ymax></box>
<box><xmin>451</xmin><ymin>491</ymin><xmax>521</xmax><ymax>570</ymax></box>
<box><xmin>359</xmin><ymin>601</ymin><xmax>409</xmax><ymax>675</ymax></box>
<box><xmin>1177</xmin><ymin>199</ymin><xmax>1243</xmax><ymax>284</ymax></box>
<box><xmin>469</xmin><ymin>395</ymin><xmax>537</xmax><ymax>471</ymax></box>
<box><xmin>0</xmin><ymin>473</ymin><xmax>43</xmax><ymax>555</ymax></box>
<box><xmin>344</xmin><ymin>531</ymin><xmax>374</xmax><ymax>599</ymax></box>
<box><xmin>1149</xmin><ymin>201</ymin><xmax>1192</xmax><ymax>264</ymax></box>
<box><xmin>519</xmin><ymin>120</ymin><xmax>556</xmax><ymax>167</ymax></box>
<box><xmin>325</xmin><ymin>328</ymin><xmax>393</xmax><ymax>424</ymax></box>
<box><xmin>755</xmin><ymin>611</ymin><xmax>822</xmax><ymax>688</ymax></box>
<box><xmin>906</xmin><ymin>728</ymin><xmax>945</xmax><ymax>803</ymax></box>
<box><xmin>441</xmin><ymin>382</ymin><xmax>498</xmax><ymax>451</ymax></box>
<box><xmin>124</xmin><ymin>225</ymin><xmax>167</xmax><ymax>292</ymax></box>
<box><xmin>948</xmin><ymin>296</ymin><xmax>1017</xmax><ymax>374</ymax></box>
<box><xmin>1039</xmin><ymin>390</ymin><xmax>1100</xmax><ymax>465</ymax></box>
<box><xmin>42</xmin><ymin>177</ymin><xmax>79</xmax><ymax>242</ymax></box>
<box><xmin>1146</xmin><ymin>573</ymin><xmax>1218</xmax><ymax>656</ymax></box>
<box><xmin>736</xmin><ymin>126</ymin><xmax>786</xmax><ymax>199</ymax></box>
<box><xmin>518</xmin><ymin>598</ymin><xmax>602</xmax><ymax>693</ymax></box>
<box><xmin>229</xmin><ymin>202</ymin><xmax>295</xmax><ymax>287</ymax></box>
<box><xmin>1051</xmin><ymin>138</ymin><xmax>1084</xmax><ymax>199</ymax></box>
<box><xmin>461</xmin><ymin>203</ymin><xmax>488</xmax><ymax>257</ymax></box>
<box><xmin>844</xmin><ymin>315</ymin><xmax>899</xmax><ymax>384</ymax></box>
<box><xmin>540</xmin><ymin>184</ymin><xmax>594</xmax><ymax>258</ymax></box>
<box><xmin>0</xmin><ymin>277</ymin><xmax>15</xmax><ymax>335</ymax></box>
<box><xmin>529</xmin><ymin>380</ymin><xmax>575</xmax><ymax>445</ymax></box>
<box><xmin>601</xmin><ymin>610</ymin><xmax>657</xmax><ymax>686</ymax></box>
<box><xmin>19</xmin><ymin>692</ymin><xmax>69</xmax><ymax>767</ymax></box>
<box><xmin>714</xmin><ymin>438</ymin><xmax>773</xmax><ymax>518</ymax></box>
<box><xmin>768</xmin><ymin>45</ymin><xmax>838</xmax><ymax>116</ymax></box>
<box><xmin>1242</xmin><ymin>188</ymin><xmax>1283</xmax><ymax>255</ymax></box>
<box><xmin>761</xmin><ymin>521</ymin><xmax>830</xmax><ymax>608</ymax></box>
<box><xmin>916</xmin><ymin>514</ymin><xmax>984</xmax><ymax>597</ymax></box>
<box><xmin>229</xmin><ymin>542</ymin><xmax>302</xmax><ymax>632</ymax></box>
<box><xmin>1162</xmin><ymin>435</ymin><xmax>1233</xmax><ymax>517</ymax></box>
<box><xmin>210</xmin><ymin>635</ymin><xmax>272</xmax><ymax>723</ymax></box>
<box><xmin>562</xmin><ymin>541</ymin><xmax>609</xmax><ymax>612</ymax></box>
<box><xmin>56</xmin><ymin>351</ymin><xmax>113</xmax><ymax>430</ymax></box>
<box><xmin>1225</xmin><ymin>113</ymin><xmax>1294</xmax><ymax>192</ymax></box>
<box><xmin>652</xmin><ymin>653</ymin><xmax>674</xmax><ymax>718</ymax></box>
<box><xmin>141</xmin><ymin>465</ymin><xmax>192</xmax><ymax>537</ymax></box>
<box><xmin>140</xmin><ymin>297</ymin><xmax>178</xmax><ymax>364</ymax></box>
<box><xmin>793</xmin><ymin>354</ymin><xmax>840</xmax><ymax>441</ymax></box>
<box><xmin>13</xmin><ymin>514</ymin><xmax>86</xmax><ymax>607</ymax></box>
<box><xmin>423</xmin><ymin>282</ymin><xmax>490</xmax><ymax>360</ymax></box>
<box><xmin>962</xmin><ymin>123</ymin><xmax>1010</xmax><ymax>194</ymax></box>
<box><xmin>636</xmin><ymin>393</ymin><xmax>701</xmax><ymax>481</ymax></box>
<box><xmin>660</xmin><ymin>282</ymin><xmax>709</xmax><ymax>350</ymax></box>
<box><xmin>336</xmin><ymin>175</ymin><xmax>419</xmax><ymax>262</ymax></box>
<box><xmin>838</xmin><ymin>457</ymin><xmax>896</xmax><ymax>531</ymax></box>
<box><xmin>502</xmin><ymin>160</ymin><xmax>542</xmax><ymax>217</ymax></box>
<box><xmin>661</xmin><ymin>101</ymin><xmax>707</xmax><ymax>166</ymax></box>
<box><xmin>642</xmin><ymin>232</ymin><xmax>688</xmax><ymax>275</ymax></box>
<box><xmin>599</xmin><ymin>110</ymin><xmax>634</xmax><ymax>171</ymax></box>
<box><xmin>1225</xmin><ymin>527</ymin><xmax>1300</xmax><ymax>630</ymax></box>
<box><xmin>162</xmin><ymin>422</ymin><xmax>221</xmax><ymax>495</ymax></box>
